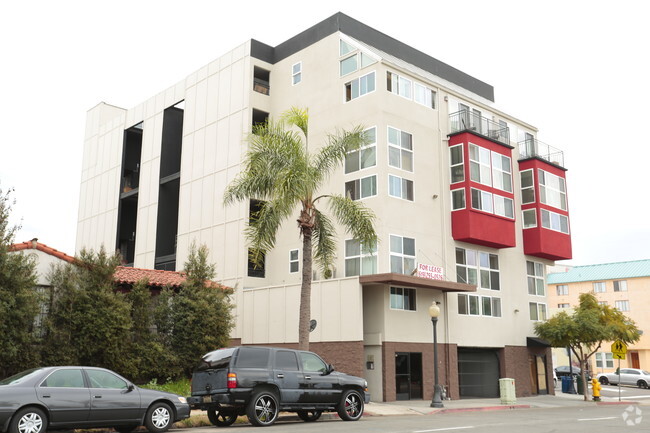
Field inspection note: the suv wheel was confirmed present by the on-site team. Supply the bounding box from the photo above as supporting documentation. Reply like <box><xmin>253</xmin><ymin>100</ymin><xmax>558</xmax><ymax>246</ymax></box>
<box><xmin>337</xmin><ymin>389</ymin><xmax>364</xmax><ymax>421</ymax></box>
<box><xmin>144</xmin><ymin>402</ymin><xmax>172</xmax><ymax>433</ymax></box>
<box><xmin>208</xmin><ymin>408</ymin><xmax>238</xmax><ymax>427</ymax></box>
<box><xmin>247</xmin><ymin>391</ymin><xmax>279</xmax><ymax>427</ymax></box>
<box><xmin>297</xmin><ymin>410</ymin><xmax>322</xmax><ymax>422</ymax></box>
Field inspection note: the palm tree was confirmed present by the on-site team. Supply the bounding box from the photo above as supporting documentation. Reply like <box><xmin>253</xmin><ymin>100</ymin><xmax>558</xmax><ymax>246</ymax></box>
<box><xmin>224</xmin><ymin>107</ymin><xmax>378</xmax><ymax>350</ymax></box>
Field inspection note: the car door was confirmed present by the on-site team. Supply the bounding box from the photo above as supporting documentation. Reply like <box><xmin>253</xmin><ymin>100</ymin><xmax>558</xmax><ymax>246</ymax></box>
<box><xmin>85</xmin><ymin>368</ymin><xmax>142</xmax><ymax>423</ymax></box>
<box><xmin>37</xmin><ymin>368</ymin><xmax>91</xmax><ymax>425</ymax></box>
<box><xmin>299</xmin><ymin>352</ymin><xmax>340</xmax><ymax>404</ymax></box>
<box><xmin>621</xmin><ymin>369</ymin><xmax>640</xmax><ymax>386</ymax></box>
<box><xmin>272</xmin><ymin>350</ymin><xmax>304</xmax><ymax>404</ymax></box>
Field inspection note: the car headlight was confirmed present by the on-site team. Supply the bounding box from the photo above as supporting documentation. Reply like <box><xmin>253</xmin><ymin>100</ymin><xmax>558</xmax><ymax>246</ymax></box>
<box><xmin>364</xmin><ymin>380</ymin><xmax>368</xmax><ymax>389</ymax></box>
<box><xmin>178</xmin><ymin>396</ymin><xmax>187</xmax><ymax>404</ymax></box>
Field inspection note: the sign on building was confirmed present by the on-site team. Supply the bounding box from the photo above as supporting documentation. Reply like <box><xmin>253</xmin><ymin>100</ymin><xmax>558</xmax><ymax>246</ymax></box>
<box><xmin>417</xmin><ymin>263</ymin><xmax>445</xmax><ymax>280</ymax></box>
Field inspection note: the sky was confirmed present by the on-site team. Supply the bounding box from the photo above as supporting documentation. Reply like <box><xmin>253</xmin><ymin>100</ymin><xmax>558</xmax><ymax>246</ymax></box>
<box><xmin>1</xmin><ymin>0</ymin><xmax>649</xmax><ymax>267</ymax></box>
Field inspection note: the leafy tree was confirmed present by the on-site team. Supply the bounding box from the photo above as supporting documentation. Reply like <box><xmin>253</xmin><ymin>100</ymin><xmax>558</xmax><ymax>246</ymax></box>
<box><xmin>535</xmin><ymin>292</ymin><xmax>641</xmax><ymax>400</ymax></box>
<box><xmin>0</xmin><ymin>187</ymin><xmax>40</xmax><ymax>378</ymax></box>
<box><xmin>42</xmin><ymin>247</ymin><xmax>134</xmax><ymax>376</ymax></box>
<box><xmin>157</xmin><ymin>243</ymin><xmax>234</xmax><ymax>377</ymax></box>
<box><xmin>224</xmin><ymin>108</ymin><xmax>378</xmax><ymax>350</ymax></box>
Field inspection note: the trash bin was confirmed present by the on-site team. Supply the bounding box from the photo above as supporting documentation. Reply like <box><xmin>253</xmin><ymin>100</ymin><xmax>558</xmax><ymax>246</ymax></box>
<box><xmin>561</xmin><ymin>375</ymin><xmax>574</xmax><ymax>393</ymax></box>
<box><xmin>576</xmin><ymin>375</ymin><xmax>584</xmax><ymax>394</ymax></box>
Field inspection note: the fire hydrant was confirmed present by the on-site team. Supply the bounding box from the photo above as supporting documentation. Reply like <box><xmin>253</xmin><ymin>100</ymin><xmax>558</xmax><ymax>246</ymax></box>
<box><xmin>591</xmin><ymin>377</ymin><xmax>601</xmax><ymax>401</ymax></box>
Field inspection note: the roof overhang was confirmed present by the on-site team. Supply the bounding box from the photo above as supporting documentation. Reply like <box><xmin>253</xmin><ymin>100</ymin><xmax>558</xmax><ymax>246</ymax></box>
<box><xmin>359</xmin><ymin>273</ymin><xmax>476</xmax><ymax>292</ymax></box>
<box><xmin>527</xmin><ymin>337</ymin><xmax>552</xmax><ymax>348</ymax></box>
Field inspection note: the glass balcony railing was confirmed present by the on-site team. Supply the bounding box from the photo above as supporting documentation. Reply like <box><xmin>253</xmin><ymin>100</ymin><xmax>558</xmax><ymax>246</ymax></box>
<box><xmin>518</xmin><ymin>138</ymin><xmax>564</xmax><ymax>168</ymax></box>
<box><xmin>449</xmin><ymin>110</ymin><xmax>510</xmax><ymax>146</ymax></box>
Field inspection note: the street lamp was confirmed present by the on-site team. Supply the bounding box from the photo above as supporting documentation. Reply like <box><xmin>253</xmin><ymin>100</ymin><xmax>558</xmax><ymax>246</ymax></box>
<box><xmin>429</xmin><ymin>301</ymin><xmax>444</xmax><ymax>408</ymax></box>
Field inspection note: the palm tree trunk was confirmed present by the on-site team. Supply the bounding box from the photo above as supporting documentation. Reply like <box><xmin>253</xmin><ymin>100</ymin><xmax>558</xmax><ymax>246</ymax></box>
<box><xmin>298</xmin><ymin>228</ymin><xmax>313</xmax><ymax>351</ymax></box>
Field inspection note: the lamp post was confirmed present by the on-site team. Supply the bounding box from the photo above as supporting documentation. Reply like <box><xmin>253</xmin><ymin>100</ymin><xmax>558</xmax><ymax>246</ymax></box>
<box><xmin>429</xmin><ymin>301</ymin><xmax>444</xmax><ymax>408</ymax></box>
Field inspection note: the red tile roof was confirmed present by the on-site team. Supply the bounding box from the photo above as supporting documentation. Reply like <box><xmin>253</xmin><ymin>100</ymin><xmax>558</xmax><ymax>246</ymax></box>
<box><xmin>9</xmin><ymin>239</ymin><xmax>76</xmax><ymax>263</ymax></box>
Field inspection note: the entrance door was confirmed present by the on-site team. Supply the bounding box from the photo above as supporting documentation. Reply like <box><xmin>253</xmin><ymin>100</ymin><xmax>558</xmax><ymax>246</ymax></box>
<box><xmin>395</xmin><ymin>352</ymin><xmax>423</xmax><ymax>400</ymax></box>
<box><xmin>631</xmin><ymin>352</ymin><xmax>640</xmax><ymax>369</ymax></box>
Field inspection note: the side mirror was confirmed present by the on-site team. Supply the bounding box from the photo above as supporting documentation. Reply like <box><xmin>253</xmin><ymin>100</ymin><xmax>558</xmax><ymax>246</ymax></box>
<box><xmin>325</xmin><ymin>364</ymin><xmax>335</xmax><ymax>375</ymax></box>
<box><xmin>127</xmin><ymin>384</ymin><xmax>135</xmax><ymax>392</ymax></box>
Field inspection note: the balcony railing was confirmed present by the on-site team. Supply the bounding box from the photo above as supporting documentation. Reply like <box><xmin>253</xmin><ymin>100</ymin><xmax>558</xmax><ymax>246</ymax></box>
<box><xmin>253</xmin><ymin>78</ymin><xmax>270</xmax><ymax>95</ymax></box>
<box><xmin>449</xmin><ymin>110</ymin><xmax>510</xmax><ymax>146</ymax></box>
<box><xmin>518</xmin><ymin>138</ymin><xmax>564</xmax><ymax>168</ymax></box>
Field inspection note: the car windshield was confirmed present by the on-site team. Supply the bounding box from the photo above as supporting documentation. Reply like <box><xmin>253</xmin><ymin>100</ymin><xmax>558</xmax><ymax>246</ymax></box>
<box><xmin>0</xmin><ymin>368</ymin><xmax>44</xmax><ymax>385</ymax></box>
<box><xmin>199</xmin><ymin>347</ymin><xmax>237</xmax><ymax>370</ymax></box>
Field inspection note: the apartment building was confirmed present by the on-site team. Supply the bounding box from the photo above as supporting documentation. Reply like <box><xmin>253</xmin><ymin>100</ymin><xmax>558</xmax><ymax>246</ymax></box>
<box><xmin>76</xmin><ymin>12</ymin><xmax>572</xmax><ymax>401</ymax></box>
<box><xmin>547</xmin><ymin>260</ymin><xmax>650</xmax><ymax>374</ymax></box>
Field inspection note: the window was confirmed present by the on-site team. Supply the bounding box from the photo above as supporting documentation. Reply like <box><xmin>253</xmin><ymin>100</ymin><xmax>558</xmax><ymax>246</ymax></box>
<box><xmin>289</xmin><ymin>249</ymin><xmax>299</xmax><ymax>273</ymax></box>
<box><xmin>556</xmin><ymin>284</ymin><xmax>569</xmax><ymax>295</ymax></box>
<box><xmin>345</xmin><ymin>127</ymin><xmax>376</xmax><ymax>173</ymax></box>
<box><xmin>541</xmin><ymin>209</ymin><xmax>569</xmax><ymax>234</ymax></box>
<box><xmin>300</xmin><ymin>352</ymin><xmax>328</xmax><ymax>373</ymax></box>
<box><xmin>345</xmin><ymin>72</ymin><xmax>375</xmax><ymax>101</ymax></box>
<box><xmin>340</xmin><ymin>55</ymin><xmax>358</xmax><ymax>76</ymax></box>
<box><xmin>390</xmin><ymin>287</ymin><xmax>416</xmax><ymax>311</ymax></box>
<box><xmin>387</xmin><ymin>72</ymin><xmax>436</xmax><ymax>108</ymax></box>
<box><xmin>275</xmin><ymin>350</ymin><xmax>299</xmax><ymax>371</ymax></box>
<box><xmin>469</xmin><ymin>144</ymin><xmax>492</xmax><ymax>186</ymax></box>
<box><xmin>520</xmin><ymin>170</ymin><xmax>535</xmax><ymax>204</ymax></box>
<box><xmin>387</xmin><ymin>71</ymin><xmax>412</xmax><ymax>98</ymax></box>
<box><xmin>292</xmin><ymin>62</ymin><xmax>302</xmax><ymax>85</ymax></box>
<box><xmin>340</xmin><ymin>39</ymin><xmax>355</xmax><ymax>56</ymax></box>
<box><xmin>236</xmin><ymin>347</ymin><xmax>271</xmax><ymax>368</ymax></box>
<box><xmin>615</xmin><ymin>300</ymin><xmax>630</xmax><ymax>312</ymax></box>
<box><xmin>614</xmin><ymin>280</ymin><xmax>628</xmax><ymax>292</ymax></box>
<box><xmin>523</xmin><ymin>209</ymin><xmax>537</xmax><ymax>228</ymax></box>
<box><xmin>389</xmin><ymin>175</ymin><xmax>414</xmax><ymax>201</ymax></box>
<box><xmin>86</xmin><ymin>369</ymin><xmax>128</xmax><ymax>389</ymax></box>
<box><xmin>471</xmin><ymin>188</ymin><xmax>514</xmax><ymax>218</ymax></box>
<box><xmin>595</xmin><ymin>352</ymin><xmax>614</xmax><ymax>368</ymax></box>
<box><xmin>491</xmin><ymin>153</ymin><xmax>512</xmax><ymax>192</ymax></box>
<box><xmin>526</xmin><ymin>261</ymin><xmax>545</xmax><ymax>296</ymax></box>
<box><xmin>390</xmin><ymin>235</ymin><xmax>416</xmax><ymax>275</ymax></box>
<box><xmin>529</xmin><ymin>302</ymin><xmax>547</xmax><ymax>321</ymax></box>
<box><xmin>414</xmin><ymin>82</ymin><xmax>436</xmax><ymax>108</ymax></box>
<box><xmin>481</xmin><ymin>296</ymin><xmax>502</xmax><ymax>317</ymax></box>
<box><xmin>539</xmin><ymin>169</ymin><xmax>567</xmax><ymax>210</ymax></box>
<box><xmin>455</xmin><ymin>248</ymin><xmax>499</xmax><ymax>290</ymax></box>
<box><xmin>558</xmin><ymin>303</ymin><xmax>570</xmax><ymax>308</ymax></box>
<box><xmin>345</xmin><ymin>239</ymin><xmax>377</xmax><ymax>277</ymax></box>
<box><xmin>452</xmin><ymin>188</ymin><xmax>465</xmax><ymax>210</ymax></box>
<box><xmin>593</xmin><ymin>282</ymin><xmax>606</xmax><ymax>293</ymax></box>
<box><xmin>345</xmin><ymin>175</ymin><xmax>377</xmax><ymax>200</ymax></box>
<box><xmin>247</xmin><ymin>248</ymin><xmax>265</xmax><ymax>278</ymax></box>
<box><xmin>388</xmin><ymin>127</ymin><xmax>413</xmax><ymax>171</ymax></box>
<box><xmin>41</xmin><ymin>369</ymin><xmax>84</xmax><ymax>388</ymax></box>
<box><xmin>339</xmin><ymin>39</ymin><xmax>377</xmax><ymax>77</ymax></box>
<box><xmin>598</xmin><ymin>301</ymin><xmax>608</xmax><ymax>306</ymax></box>
<box><xmin>450</xmin><ymin>144</ymin><xmax>464</xmax><ymax>183</ymax></box>
<box><xmin>458</xmin><ymin>294</ymin><xmax>480</xmax><ymax>316</ymax></box>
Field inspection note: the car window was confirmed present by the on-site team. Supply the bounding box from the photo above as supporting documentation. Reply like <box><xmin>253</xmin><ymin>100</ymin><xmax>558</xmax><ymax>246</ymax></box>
<box><xmin>300</xmin><ymin>352</ymin><xmax>327</xmax><ymax>373</ymax></box>
<box><xmin>199</xmin><ymin>347</ymin><xmax>237</xmax><ymax>370</ymax></box>
<box><xmin>235</xmin><ymin>347</ymin><xmax>271</xmax><ymax>368</ymax></box>
<box><xmin>275</xmin><ymin>350</ymin><xmax>299</xmax><ymax>371</ymax></box>
<box><xmin>86</xmin><ymin>369</ymin><xmax>128</xmax><ymax>389</ymax></box>
<box><xmin>0</xmin><ymin>368</ymin><xmax>44</xmax><ymax>385</ymax></box>
<box><xmin>42</xmin><ymin>369</ymin><xmax>85</xmax><ymax>388</ymax></box>
<box><xmin>629</xmin><ymin>370</ymin><xmax>640</xmax><ymax>375</ymax></box>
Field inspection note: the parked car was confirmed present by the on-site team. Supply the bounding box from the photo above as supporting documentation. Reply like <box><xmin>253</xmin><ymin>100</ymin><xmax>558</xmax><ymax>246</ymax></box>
<box><xmin>554</xmin><ymin>366</ymin><xmax>590</xmax><ymax>380</ymax></box>
<box><xmin>188</xmin><ymin>346</ymin><xmax>370</xmax><ymax>427</ymax></box>
<box><xmin>597</xmin><ymin>368</ymin><xmax>650</xmax><ymax>388</ymax></box>
<box><xmin>0</xmin><ymin>366</ymin><xmax>190</xmax><ymax>433</ymax></box>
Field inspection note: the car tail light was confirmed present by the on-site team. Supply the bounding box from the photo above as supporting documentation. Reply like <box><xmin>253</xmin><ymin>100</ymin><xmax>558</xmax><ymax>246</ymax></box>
<box><xmin>227</xmin><ymin>373</ymin><xmax>237</xmax><ymax>389</ymax></box>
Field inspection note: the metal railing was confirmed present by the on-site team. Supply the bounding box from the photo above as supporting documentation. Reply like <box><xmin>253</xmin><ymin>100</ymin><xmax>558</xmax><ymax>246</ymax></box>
<box><xmin>449</xmin><ymin>110</ymin><xmax>510</xmax><ymax>146</ymax></box>
<box><xmin>253</xmin><ymin>78</ymin><xmax>270</xmax><ymax>95</ymax></box>
<box><xmin>518</xmin><ymin>138</ymin><xmax>565</xmax><ymax>168</ymax></box>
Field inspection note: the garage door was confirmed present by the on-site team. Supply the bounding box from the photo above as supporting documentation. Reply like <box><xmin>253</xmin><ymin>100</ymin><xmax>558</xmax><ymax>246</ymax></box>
<box><xmin>458</xmin><ymin>349</ymin><xmax>500</xmax><ymax>398</ymax></box>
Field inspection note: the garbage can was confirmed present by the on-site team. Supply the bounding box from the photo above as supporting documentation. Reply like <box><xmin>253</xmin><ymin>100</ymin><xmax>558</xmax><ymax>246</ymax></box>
<box><xmin>561</xmin><ymin>376</ymin><xmax>574</xmax><ymax>393</ymax></box>
<box><xmin>576</xmin><ymin>375</ymin><xmax>584</xmax><ymax>394</ymax></box>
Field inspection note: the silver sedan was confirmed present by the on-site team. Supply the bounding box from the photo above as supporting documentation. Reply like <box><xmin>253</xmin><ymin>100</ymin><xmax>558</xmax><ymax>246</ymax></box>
<box><xmin>597</xmin><ymin>368</ymin><xmax>650</xmax><ymax>388</ymax></box>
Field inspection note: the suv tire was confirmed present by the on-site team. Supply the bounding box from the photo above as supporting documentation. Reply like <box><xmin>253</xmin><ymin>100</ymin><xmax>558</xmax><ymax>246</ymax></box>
<box><xmin>247</xmin><ymin>390</ymin><xmax>279</xmax><ymax>427</ymax></box>
<box><xmin>207</xmin><ymin>408</ymin><xmax>238</xmax><ymax>427</ymax></box>
<box><xmin>337</xmin><ymin>389</ymin><xmax>364</xmax><ymax>421</ymax></box>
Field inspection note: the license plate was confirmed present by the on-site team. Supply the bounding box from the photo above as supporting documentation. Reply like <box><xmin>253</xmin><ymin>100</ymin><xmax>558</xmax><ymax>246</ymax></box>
<box><xmin>203</xmin><ymin>396</ymin><xmax>212</xmax><ymax>403</ymax></box>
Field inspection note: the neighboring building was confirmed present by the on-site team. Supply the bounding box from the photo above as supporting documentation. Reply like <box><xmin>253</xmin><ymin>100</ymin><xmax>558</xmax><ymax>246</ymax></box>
<box><xmin>76</xmin><ymin>12</ymin><xmax>572</xmax><ymax>400</ymax></box>
<box><xmin>547</xmin><ymin>260</ymin><xmax>650</xmax><ymax>374</ymax></box>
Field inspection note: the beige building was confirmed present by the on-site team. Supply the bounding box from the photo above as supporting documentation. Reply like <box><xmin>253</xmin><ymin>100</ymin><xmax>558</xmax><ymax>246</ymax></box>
<box><xmin>76</xmin><ymin>13</ymin><xmax>573</xmax><ymax>401</ymax></box>
<box><xmin>547</xmin><ymin>260</ymin><xmax>650</xmax><ymax>374</ymax></box>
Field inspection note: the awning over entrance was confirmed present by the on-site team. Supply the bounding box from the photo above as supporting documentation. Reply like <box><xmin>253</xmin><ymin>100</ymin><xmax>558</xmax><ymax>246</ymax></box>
<box><xmin>359</xmin><ymin>273</ymin><xmax>476</xmax><ymax>292</ymax></box>
<box><xmin>527</xmin><ymin>337</ymin><xmax>552</xmax><ymax>347</ymax></box>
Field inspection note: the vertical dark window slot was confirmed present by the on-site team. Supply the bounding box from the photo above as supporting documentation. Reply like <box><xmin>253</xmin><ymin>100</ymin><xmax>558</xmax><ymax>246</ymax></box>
<box><xmin>116</xmin><ymin>123</ymin><xmax>143</xmax><ymax>266</ymax></box>
<box><xmin>155</xmin><ymin>104</ymin><xmax>184</xmax><ymax>271</ymax></box>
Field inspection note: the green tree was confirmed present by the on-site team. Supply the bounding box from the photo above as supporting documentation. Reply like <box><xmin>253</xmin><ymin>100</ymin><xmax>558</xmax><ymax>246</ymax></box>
<box><xmin>158</xmin><ymin>243</ymin><xmax>234</xmax><ymax>377</ymax></box>
<box><xmin>42</xmin><ymin>247</ymin><xmax>134</xmax><ymax>376</ymax></box>
<box><xmin>0</xmin><ymin>187</ymin><xmax>40</xmax><ymax>378</ymax></box>
<box><xmin>535</xmin><ymin>292</ymin><xmax>641</xmax><ymax>400</ymax></box>
<box><xmin>224</xmin><ymin>107</ymin><xmax>378</xmax><ymax>350</ymax></box>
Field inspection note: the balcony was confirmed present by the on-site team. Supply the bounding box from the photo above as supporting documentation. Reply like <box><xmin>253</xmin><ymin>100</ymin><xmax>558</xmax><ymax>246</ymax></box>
<box><xmin>518</xmin><ymin>138</ymin><xmax>564</xmax><ymax>168</ymax></box>
<box><xmin>449</xmin><ymin>110</ymin><xmax>510</xmax><ymax>147</ymax></box>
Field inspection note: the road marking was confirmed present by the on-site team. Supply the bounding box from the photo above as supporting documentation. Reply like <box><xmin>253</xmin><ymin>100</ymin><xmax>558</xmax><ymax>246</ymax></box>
<box><xmin>414</xmin><ymin>427</ymin><xmax>474</xmax><ymax>432</ymax></box>
<box><xmin>577</xmin><ymin>417</ymin><xmax>617</xmax><ymax>421</ymax></box>
<box><xmin>621</xmin><ymin>395</ymin><xmax>650</xmax><ymax>399</ymax></box>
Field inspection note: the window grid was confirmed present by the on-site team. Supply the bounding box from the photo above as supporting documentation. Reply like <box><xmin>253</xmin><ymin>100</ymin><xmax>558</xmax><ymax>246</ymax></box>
<box><xmin>292</xmin><ymin>62</ymin><xmax>302</xmax><ymax>85</ymax></box>
<box><xmin>344</xmin><ymin>239</ymin><xmax>377</xmax><ymax>277</ymax></box>
<box><xmin>345</xmin><ymin>175</ymin><xmax>377</xmax><ymax>200</ymax></box>
<box><xmin>520</xmin><ymin>169</ymin><xmax>535</xmax><ymax>204</ymax></box>
<box><xmin>526</xmin><ymin>261</ymin><xmax>545</xmax><ymax>296</ymax></box>
<box><xmin>450</xmin><ymin>144</ymin><xmax>464</xmax><ymax>183</ymax></box>
<box><xmin>390</xmin><ymin>287</ymin><xmax>416</xmax><ymax>311</ymax></box>
<box><xmin>613</xmin><ymin>280</ymin><xmax>628</xmax><ymax>292</ymax></box>
<box><xmin>452</xmin><ymin>188</ymin><xmax>466</xmax><ymax>210</ymax></box>
<box><xmin>455</xmin><ymin>248</ymin><xmax>499</xmax><ymax>290</ymax></box>
<box><xmin>345</xmin><ymin>71</ymin><xmax>376</xmax><ymax>102</ymax></box>
<box><xmin>387</xmin><ymin>71</ymin><xmax>436</xmax><ymax>108</ymax></box>
<box><xmin>529</xmin><ymin>302</ymin><xmax>547</xmax><ymax>321</ymax></box>
<box><xmin>615</xmin><ymin>300</ymin><xmax>630</xmax><ymax>312</ymax></box>
<box><xmin>593</xmin><ymin>282</ymin><xmax>606</xmax><ymax>293</ymax></box>
<box><xmin>541</xmin><ymin>209</ymin><xmax>569</xmax><ymax>234</ymax></box>
<box><xmin>470</xmin><ymin>188</ymin><xmax>514</xmax><ymax>219</ymax></box>
<box><xmin>556</xmin><ymin>284</ymin><xmax>569</xmax><ymax>295</ymax></box>
<box><xmin>596</xmin><ymin>352</ymin><xmax>614</xmax><ymax>368</ymax></box>
<box><xmin>458</xmin><ymin>293</ymin><xmax>501</xmax><ymax>317</ymax></box>
<box><xmin>388</xmin><ymin>127</ymin><xmax>413</xmax><ymax>172</ymax></box>
<box><xmin>388</xmin><ymin>175</ymin><xmax>414</xmax><ymax>201</ymax></box>
<box><xmin>522</xmin><ymin>209</ymin><xmax>537</xmax><ymax>228</ymax></box>
<box><xmin>389</xmin><ymin>235</ymin><xmax>416</xmax><ymax>275</ymax></box>
<box><xmin>345</xmin><ymin>127</ymin><xmax>377</xmax><ymax>174</ymax></box>
<box><xmin>289</xmin><ymin>249</ymin><xmax>299</xmax><ymax>273</ymax></box>
<box><xmin>539</xmin><ymin>169</ymin><xmax>567</xmax><ymax>210</ymax></box>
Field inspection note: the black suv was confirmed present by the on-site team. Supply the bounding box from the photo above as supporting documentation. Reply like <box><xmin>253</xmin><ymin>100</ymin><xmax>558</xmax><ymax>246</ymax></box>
<box><xmin>187</xmin><ymin>346</ymin><xmax>370</xmax><ymax>427</ymax></box>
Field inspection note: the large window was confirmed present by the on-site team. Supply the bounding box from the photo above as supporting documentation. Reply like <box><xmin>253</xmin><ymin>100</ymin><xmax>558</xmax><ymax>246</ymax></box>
<box><xmin>388</xmin><ymin>127</ymin><xmax>413</xmax><ymax>171</ymax></box>
<box><xmin>345</xmin><ymin>239</ymin><xmax>377</xmax><ymax>277</ymax></box>
<box><xmin>387</xmin><ymin>71</ymin><xmax>436</xmax><ymax>108</ymax></box>
<box><xmin>450</xmin><ymin>144</ymin><xmax>464</xmax><ymax>183</ymax></box>
<box><xmin>529</xmin><ymin>302</ymin><xmax>547</xmax><ymax>321</ymax></box>
<box><xmin>595</xmin><ymin>352</ymin><xmax>614</xmax><ymax>368</ymax></box>
<box><xmin>541</xmin><ymin>209</ymin><xmax>569</xmax><ymax>234</ymax></box>
<box><xmin>345</xmin><ymin>175</ymin><xmax>377</xmax><ymax>200</ymax></box>
<box><xmin>615</xmin><ymin>300</ymin><xmax>630</xmax><ymax>311</ymax></box>
<box><xmin>527</xmin><ymin>261</ymin><xmax>545</xmax><ymax>296</ymax></box>
<box><xmin>469</xmin><ymin>143</ymin><xmax>512</xmax><ymax>192</ymax></box>
<box><xmin>556</xmin><ymin>284</ymin><xmax>569</xmax><ymax>295</ymax></box>
<box><xmin>390</xmin><ymin>287</ymin><xmax>416</xmax><ymax>311</ymax></box>
<box><xmin>455</xmin><ymin>248</ymin><xmax>499</xmax><ymax>290</ymax></box>
<box><xmin>471</xmin><ymin>188</ymin><xmax>514</xmax><ymax>218</ymax></box>
<box><xmin>491</xmin><ymin>153</ymin><xmax>512</xmax><ymax>192</ymax></box>
<box><xmin>458</xmin><ymin>294</ymin><xmax>501</xmax><ymax>317</ymax></box>
<box><xmin>390</xmin><ymin>235</ymin><xmax>416</xmax><ymax>275</ymax></box>
<box><xmin>520</xmin><ymin>170</ymin><xmax>535</xmax><ymax>204</ymax></box>
<box><xmin>614</xmin><ymin>280</ymin><xmax>628</xmax><ymax>292</ymax></box>
<box><xmin>345</xmin><ymin>127</ymin><xmax>376</xmax><ymax>173</ymax></box>
<box><xmin>593</xmin><ymin>282</ymin><xmax>606</xmax><ymax>293</ymax></box>
<box><xmin>345</xmin><ymin>72</ymin><xmax>376</xmax><ymax>102</ymax></box>
<box><xmin>389</xmin><ymin>175</ymin><xmax>414</xmax><ymax>201</ymax></box>
<box><xmin>539</xmin><ymin>169</ymin><xmax>567</xmax><ymax>210</ymax></box>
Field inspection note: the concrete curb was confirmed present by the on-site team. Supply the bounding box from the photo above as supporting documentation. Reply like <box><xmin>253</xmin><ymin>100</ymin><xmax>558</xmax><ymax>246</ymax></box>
<box><xmin>429</xmin><ymin>404</ymin><xmax>532</xmax><ymax>414</ymax></box>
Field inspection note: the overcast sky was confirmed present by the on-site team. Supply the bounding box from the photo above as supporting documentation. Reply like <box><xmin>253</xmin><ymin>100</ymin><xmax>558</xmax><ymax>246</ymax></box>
<box><xmin>1</xmin><ymin>0</ymin><xmax>649</xmax><ymax>266</ymax></box>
